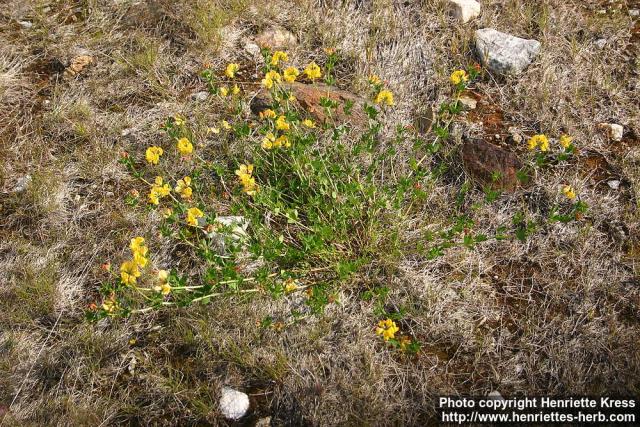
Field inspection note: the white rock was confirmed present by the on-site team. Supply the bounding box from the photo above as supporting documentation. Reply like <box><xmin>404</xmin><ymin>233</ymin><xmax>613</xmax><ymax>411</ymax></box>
<box><xmin>458</xmin><ymin>94</ymin><xmax>477</xmax><ymax>110</ymax></box>
<box><xmin>598</xmin><ymin>123</ymin><xmax>624</xmax><ymax>141</ymax></box>
<box><xmin>488</xmin><ymin>390</ymin><xmax>504</xmax><ymax>400</ymax></box>
<box><xmin>607</xmin><ymin>180</ymin><xmax>621</xmax><ymax>190</ymax></box>
<box><xmin>192</xmin><ymin>91</ymin><xmax>209</xmax><ymax>101</ymax></box>
<box><xmin>219</xmin><ymin>386</ymin><xmax>250</xmax><ymax>420</ymax></box>
<box><xmin>208</xmin><ymin>216</ymin><xmax>249</xmax><ymax>241</ymax></box>
<box><xmin>13</xmin><ymin>175</ymin><xmax>32</xmax><ymax>193</ymax></box>
<box><xmin>244</xmin><ymin>41</ymin><xmax>261</xmax><ymax>58</ymax></box>
<box><xmin>475</xmin><ymin>28</ymin><xmax>541</xmax><ymax>75</ymax></box>
<box><xmin>18</xmin><ymin>20</ymin><xmax>33</xmax><ymax>29</ymax></box>
<box><xmin>629</xmin><ymin>9</ymin><xmax>639</xmax><ymax>17</ymax></box>
<box><xmin>255</xmin><ymin>28</ymin><xmax>297</xmax><ymax>49</ymax></box>
<box><xmin>594</xmin><ymin>38</ymin><xmax>607</xmax><ymax>49</ymax></box>
<box><xmin>448</xmin><ymin>0</ymin><xmax>481</xmax><ymax>23</ymax></box>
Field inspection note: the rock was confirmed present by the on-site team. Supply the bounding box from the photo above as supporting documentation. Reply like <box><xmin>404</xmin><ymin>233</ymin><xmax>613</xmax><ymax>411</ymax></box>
<box><xmin>251</xmin><ymin>82</ymin><xmax>368</xmax><ymax>126</ymax></box>
<box><xmin>13</xmin><ymin>175</ymin><xmax>32</xmax><ymax>193</ymax></box>
<box><xmin>462</xmin><ymin>138</ymin><xmax>525</xmax><ymax>192</ymax></box>
<box><xmin>205</xmin><ymin>216</ymin><xmax>249</xmax><ymax>254</ymax></box>
<box><xmin>255</xmin><ymin>28</ymin><xmax>297</xmax><ymax>49</ymax></box>
<box><xmin>507</xmin><ymin>126</ymin><xmax>522</xmax><ymax>144</ymax></box>
<box><xmin>475</xmin><ymin>28</ymin><xmax>541</xmax><ymax>75</ymax></box>
<box><xmin>629</xmin><ymin>9</ymin><xmax>639</xmax><ymax>17</ymax></box>
<box><xmin>458</xmin><ymin>94</ymin><xmax>477</xmax><ymax>110</ymax></box>
<box><xmin>594</xmin><ymin>38</ymin><xmax>607</xmax><ymax>49</ymax></box>
<box><xmin>63</xmin><ymin>55</ymin><xmax>93</xmax><ymax>79</ymax></box>
<box><xmin>244</xmin><ymin>41</ymin><xmax>261</xmax><ymax>58</ymax></box>
<box><xmin>448</xmin><ymin>0</ymin><xmax>481</xmax><ymax>23</ymax></box>
<box><xmin>488</xmin><ymin>390</ymin><xmax>504</xmax><ymax>400</ymax></box>
<box><xmin>192</xmin><ymin>91</ymin><xmax>209</xmax><ymax>102</ymax></box>
<box><xmin>18</xmin><ymin>20</ymin><xmax>33</xmax><ymax>29</ymax></box>
<box><xmin>607</xmin><ymin>180</ymin><xmax>621</xmax><ymax>190</ymax></box>
<box><xmin>219</xmin><ymin>386</ymin><xmax>250</xmax><ymax>420</ymax></box>
<box><xmin>255</xmin><ymin>417</ymin><xmax>272</xmax><ymax>427</ymax></box>
<box><xmin>598</xmin><ymin>123</ymin><xmax>624</xmax><ymax>141</ymax></box>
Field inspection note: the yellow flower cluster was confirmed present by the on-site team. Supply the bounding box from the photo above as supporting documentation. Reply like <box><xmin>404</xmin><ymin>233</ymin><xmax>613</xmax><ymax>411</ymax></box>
<box><xmin>235</xmin><ymin>164</ymin><xmax>259</xmax><ymax>195</ymax></box>
<box><xmin>173</xmin><ymin>115</ymin><xmax>185</xmax><ymax>126</ymax></box>
<box><xmin>262</xmin><ymin>70</ymin><xmax>282</xmax><ymax>89</ymax></box>
<box><xmin>271</xmin><ymin>51</ymin><xmax>289</xmax><ymax>66</ymax></box>
<box><xmin>174</xmin><ymin>176</ymin><xmax>193</xmax><ymax>199</ymax></box>
<box><xmin>527</xmin><ymin>134</ymin><xmax>550</xmax><ymax>152</ymax></box>
<box><xmin>374</xmin><ymin>89</ymin><xmax>394</xmax><ymax>106</ymax></box>
<box><xmin>275</xmin><ymin>115</ymin><xmax>290</xmax><ymax>131</ymax></box>
<box><xmin>559</xmin><ymin>134</ymin><xmax>573</xmax><ymax>149</ymax></box>
<box><xmin>177</xmin><ymin>137</ymin><xmax>193</xmax><ymax>155</ymax></box>
<box><xmin>145</xmin><ymin>146</ymin><xmax>163</xmax><ymax>165</ymax></box>
<box><xmin>369</xmin><ymin>74</ymin><xmax>382</xmax><ymax>85</ymax></box>
<box><xmin>450</xmin><ymin>69</ymin><xmax>469</xmax><ymax>85</ymax></box>
<box><xmin>262</xmin><ymin>132</ymin><xmax>290</xmax><ymax>149</ymax></box>
<box><xmin>259</xmin><ymin>109</ymin><xmax>277</xmax><ymax>120</ymax></box>
<box><xmin>283</xmin><ymin>66</ymin><xmax>300</xmax><ymax>82</ymax></box>
<box><xmin>154</xmin><ymin>270</ymin><xmax>171</xmax><ymax>295</ymax></box>
<box><xmin>303</xmin><ymin>62</ymin><xmax>322</xmax><ymax>81</ymax></box>
<box><xmin>302</xmin><ymin>119</ymin><xmax>315</xmax><ymax>128</ymax></box>
<box><xmin>186</xmin><ymin>207</ymin><xmax>204</xmax><ymax>227</ymax></box>
<box><xmin>283</xmin><ymin>278</ymin><xmax>299</xmax><ymax>293</ymax></box>
<box><xmin>120</xmin><ymin>237</ymin><xmax>148</xmax><ymax>286</ymax></box>
<box><xmin>225</xmin><ymin>63</ymin><xmax>240</xmax><ymax>78</ymax></box>
<box><xmin>148</xmin><ymin>176</ymin><xmax>171</xmax><ymax>205</ymax></box>
<box><xmin>562</xmin><ymin>185</ymin><xmax>576</xmax><ymax>200</ymax></box>
<box><xmin>376</xmin><ymin>318</ymin><xmax>399</xmax><ymax>341</ymax></box>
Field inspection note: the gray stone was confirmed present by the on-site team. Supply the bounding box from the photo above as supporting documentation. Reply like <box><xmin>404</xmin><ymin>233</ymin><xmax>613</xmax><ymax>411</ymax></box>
<box><xmin>594</xmin><ymin>38</ymin><xmax>607</xmax><ymax>49</ymax></box>
<box><xmin>475</xmin><ymin>28</ymin><xmax>541</xmax><ymax>75</ymax></box>
<box><xmin>448</xmin><ymin>0</ymin><xmax>481</xmax><ymax>23</ymax></box>
<box><xmin>192</xmin><ymin>91</ymin><xmax>209</xmax><ymax>102</ymax></box>
<box><xmin>607</xmin><ymin>180</ymin><xmax>621</xmax><ymax>190</ymax></box>
<box><xmin>629</xmin><ymin>9</ymin><xmax>639</xmax><ymax>17</ymax></box>
<box><xmin>219</xmin><ymin>386</ymin><xmax>249</xmax><ymax>420</ymax></box>
<box><xmin>18</xmin><ymin>20</ymin><xmax>33</xmax><ymax>29</ymax></box>
<box><xmin>598</xmin><ymin>123</ymin><xmax>624</xmax><ymax>141</ymax></box>
<box><xmin>458</xmin><ymin>94</ymin><xmax>477</xmax><ymax>110</ymax></box>
<box><xmin>255</xmin><ymin>28</ymin><xmax>297</xmax><ymax>49</ymax></box>
<box><xmin>13</xmin><ymin>175</ymin><xmax>32</xmax><ymax>193</ymax></box>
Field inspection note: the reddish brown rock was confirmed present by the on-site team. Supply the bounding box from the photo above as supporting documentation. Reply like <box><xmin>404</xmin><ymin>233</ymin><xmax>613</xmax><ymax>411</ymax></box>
<box><xmin>251</xmin><ymin>82</ymin><xmax>367</xmax><ymax>126</ymax></box>
<box><xmin>462</xmin><ymin>139</ymin><xmax>525</xmax><ymax>192</ymax></box>
<box><xmin>254</xmin><ymin>28</ymin><xmax>297</xmax><ymax>49</ymax></box>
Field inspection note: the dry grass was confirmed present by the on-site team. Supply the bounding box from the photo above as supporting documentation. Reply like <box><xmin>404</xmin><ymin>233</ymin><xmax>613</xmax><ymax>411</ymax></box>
<box><xmin>1</xmin><ymin>0</ymin><xmax>639</xmax><ymax>425</ymax></box>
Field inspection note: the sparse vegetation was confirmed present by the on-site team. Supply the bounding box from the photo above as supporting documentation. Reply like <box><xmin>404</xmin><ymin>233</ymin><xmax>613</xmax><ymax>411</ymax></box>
<box><xmin>1</xmin><ymin>0</ymin><xmax>639</xmax><ymax>425</ymax></box>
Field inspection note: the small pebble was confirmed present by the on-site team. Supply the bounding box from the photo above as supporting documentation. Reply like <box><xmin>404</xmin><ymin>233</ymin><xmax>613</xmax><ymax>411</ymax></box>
<box><xmin>219</xmin><ymin>387</ymin><xmax>250</xmax><ymax>420</ymax></box>
<box><xmin>607</xmin><ymin>180</ymin><xmax>620</xmax><ymax>190</ymax></box>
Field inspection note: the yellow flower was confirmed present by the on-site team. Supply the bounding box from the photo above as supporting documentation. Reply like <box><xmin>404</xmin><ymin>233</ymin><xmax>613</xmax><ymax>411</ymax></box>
<box><xmin>276</xmin><ymin>135</ymin><xmax>290</xmax><ymax>148</ymax></box>
<box><xmin>232</xmin><ymin>84</ymin><xmax>241</xmax><ymax>95</ymax></box>
<box><xmin>102</xmin><ymin>298</ymin><xmax>118</xmax><ymax>314</ymax></box>
<box><xmin>450</xmin><ymin>69</ymin><xmax>469</xmax><ymax>85</ymax></box>
<box><xmin>145</xmin><ymin>146</ymin><xmax>163</xmax><ymax>165</ymax></box>
<box><xmin>177</xmin><ymin>137</ymin><xmax>193</xmax><ymax>155</ymax></box>
<box><xmin>302</xmin><ymin>119</ymin><xmax>315</xmax><ymax>128</ymax></box>
<box><xmin>398</xmin><ymin>335</ymin><xmax>412</xmax><ymax>352</ymax></box>
<box><xmin>283</xmin><ymin>66</ymin><xmax>300</xmax><ymax>82</ymax></box>
<box><xmin>559</xmin><ymin>134</ymin><xmax>573</xmax><ymax>149</ymax></box>
<box><xmin>259</xmin><ymin>109</ymin><xmax>277</xmax><ymax>120</ymax></box>
<box><xmin>375</xmin><ymin>318</ymin><xmax>399</xmax><ymax>341</ymax></box>
<box><xmin>261</xmin><ymin>70</ymin><xmax>282</xmax><ymax>89</ymax></box>
<box><xmin>175</xmin><ymin>176</ymin><xmax>193</xmax><ymax>199</ymax></box>
<box><xmin>262</xmin><ymin>132</ymin><xmax>276</xmax><ymax>149</ymax></box>
<box><xmin>219</xmin><ymin>86</ymin><xmax>229</xmax><ymax>97</ymax></box>
<box><xmin>208</xmin><ymin>126</ymin><xmax>220</xmax><ymax>134</ymax></box>
<box><xmin>186</xmin><ymin>207</ymin><xmax>204</xmax><ymax>227</ymax></box>
<box><xmin>284</xmin><ymin>278</ymin><xmax>299</xmax><ymax>293</ymax></box>
<box><xmin>173</xmin><ymin>115</ymin><xmax>185</xmax><ymax>126</ymax></box>
<box><xmin>303</xmin><ymin>62</ymin><xmax>322</xmax><ymax>80</ymax></box>
<box><xmin>374</xmin><ymin>89</ymin><xmax>394</xmax><ymax>106</ymax></box>
<box><xmin>133</xmin><ymin>251</ymin><xmax>148</xmax><ymax>268</ymax></box>
<box><xmin>271</xmin><ymin>51</ymin><xmax>289</xmax><ymax>66</ymax></box>
<box><xmin>161</xmin><ymin>208</ymin><xmax>173</xmax><ymax>218</ymax></box>
<box><xmin>235</xmin><ymin>164</ymin><xmax>258</xmax><ymax>195</ymax></box>
<box><xmin>120</xmin><ymin>260</ymin><xmax>141</xmax><ymax>286</ymax></box>
<box><xmin>221</xmin><ymin>120</ymin><xmax>232</xmax><ymax>130</ymax></box>
<box><xmin>275</xmin><ymin>115</ymin><xmax>290</xmax><ymax>131</ymax></box>
<box><xmin>368</xmin><ymin>75</ymin><xmax>382</xmax><ymax>85</ymax></box>
<box><xmin>130</xmin><ymin>237</ymin><xmax>147</xmax><ymax>255</ymax></box>
<box><xmin>562</xmin><ymin>185</ymin><xmax>576</xmax><ymax>200</ymax></box>
<box><xmin>154</xmin><ymin>270</ymin><xmax>172</xmax><ymax>295</ymax></box>
<box><xmin>527</xmin><ymin>134</ymin><xmax>549</xmax><ymax>152</ymax></box>
<box><xmin>148</xmin><ymin>189</ymin><xmax>160</xmax><ymax>205</ymax></box>
<box><xmin>225</xmin><ymin>63</ymin><xmax>240</xmax><ymax>78</ymax></box>
<box><xmin>153</xmin><ymin>176</ymin><xmax>171</xmax><ymax>197</ymax></box>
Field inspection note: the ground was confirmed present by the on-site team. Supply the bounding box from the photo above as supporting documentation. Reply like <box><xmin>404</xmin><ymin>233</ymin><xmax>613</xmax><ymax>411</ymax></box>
<box><xmin>1</xmin><ymin>0</ymin><xmax>639</xmax><ymax>425</ymax></box>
